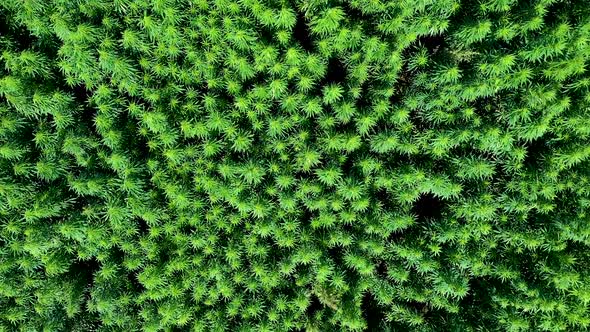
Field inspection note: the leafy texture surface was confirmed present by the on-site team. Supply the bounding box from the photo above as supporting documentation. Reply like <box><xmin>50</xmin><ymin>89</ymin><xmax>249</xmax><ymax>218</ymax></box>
<box><xmin>1</xmin><ymin>0</ymin><xmax>590</xmax><ymax>331</ymax></box>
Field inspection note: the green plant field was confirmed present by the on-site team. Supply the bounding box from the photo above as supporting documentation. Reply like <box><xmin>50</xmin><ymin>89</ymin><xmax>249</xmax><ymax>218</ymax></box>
<box><xmin>1</xmin><ymin>0</ymin><xmax>590</xmax><ymax>331</ymax></box>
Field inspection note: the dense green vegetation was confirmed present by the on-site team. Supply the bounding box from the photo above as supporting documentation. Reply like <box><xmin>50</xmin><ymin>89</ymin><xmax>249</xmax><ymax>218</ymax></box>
<box><xmin>1</xmin><ymin>0</ymin><xmax>590</xmax><ymax>331</ymax></box>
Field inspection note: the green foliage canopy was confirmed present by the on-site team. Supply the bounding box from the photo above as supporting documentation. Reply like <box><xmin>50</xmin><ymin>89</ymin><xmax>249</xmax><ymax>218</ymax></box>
<box><xmin>0</xmin><ymin>0</ymin><xmax>590</xmax><ymax>331</ymax></box>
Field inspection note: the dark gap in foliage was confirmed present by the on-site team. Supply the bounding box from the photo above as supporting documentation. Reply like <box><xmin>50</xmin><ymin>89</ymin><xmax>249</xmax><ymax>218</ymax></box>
<box><xmin>293</xmin><ymin>11</ymin><xmax>314</xmax><ymax>52</ymax></box>
<box><xmin>0</xmin><ymin>10</ymin><xmax>13</xmax><ymax>38</ymax></box>
<box><xmin>71</xmin><ymin>256</ymin><xmax>100</xmax><ymax>278</ymax></box>
<box><xmin>66</xmin><ymin>258</ymin><xmax>103</xmax><ymax>330</ymax></box>
<box><xmin>242</xmin><ymin>73</ymin><xmax>267</xmax><ymax>93</ymax></box>
<box><xmin>523</xmin><ymin>136</ymin><xmax>552</xmax><ymax>170</ymax></box>
<box><xmin>69</xmin><ymin>85</ymin><xmax>99</xmax><ymax>135</ymax></box>
<box><xmin>128</xmin><ymin>270</ymin><xmax>146</xmax><ymax>294</ymax></box>
<box><xmin>412</xmin><ymin>193</ymin><xmax>444</xmax><ymax>222</ymax></box>
<box><xmin>71</xmin><ymin>84</ymin><xmax>92</xmax><ymax>106</ymax></box>
<box><xmin>375</xmin><ymin>260</ymin><xmax>387</xmax><ymax>279</ymax></box>
<box><xmin>321</xmin><ymin>57</ymin><xmax>347</xmax><ymax>85</ymax></box>
<box><xmin>409</xmin><ymin>108</ymin><xmax>430</xmax><ymax>132</ymax></box>
<box><xmin>387</xmin><ymin>228</ymin><xmax>407</xmax><ymax>244</ymax></box>
<box><xmin>136</xmin><ymin>217</ymin><xmax>149</xmax><ymax>236</ymax></box>
<box><xmin>382</xmin><ymin>154</ymin><xmax>407</xmax><ymax>171</ymax></box>
<box><xmin>342</xmin><ymin>3</ymin><xmax>376</xmax><ymax>37</ymax></box>
<box><xmin>37</xmin><ymin>35</ymin><xmax>61</xmax><ymax>62</ymax></box>
<box><xmin>373</xmin><ymin>188</ymin><xmax>391</xmax><ymax>210</ymax></box>
<box><xmin>430</xmin><ymin>158</ymin><xmax>456</xmax><ymax>176</ymax></box>
<box><xmin>180</xmin><ymin>222</ymin><xmax>197</xmax><ymax>235</ymax></box>
<box><xmin>169</xmin><ymin>327</ymin><xmax>187</xmax><ymax>332</ymax></box>
<box><xmin>526</xmin><ymin>207</ymin><xmax>553</xmax><ymax>226</ymax></box>
<box><xmin>64</xmin><ymin>313</ymin><xmax>102</xmax><ymax>332</ymax></box>
<box><xmin>410</xmin><ymin>152</ymin><xmax>438</xmax><ymax>170</ymax></box>
<box><xmin>214</xmin><ymin>88</ymin><xmax>236</xmax><ymax>111</ymax></box>
<box><xmin>64</xmin><ymin>257</ymin><xmax>101</xmax><ymax>331</ymax></box>
<box><xmin>70</xmin><ymin>257</ymin><xmax>100</xmax><ymax>306</ymax></box>
<box><xmin>506</xmin><ymin>252</ymin><xmax>539</xmax><ymax>285</ymax></box>
<box><xmin>417</xmin><ymin>34</ymin><xmax>447</xmax><ymax>58</ymax></box>
<box><xmin>462</xmin><ymin>278</ymin><xmax>491</xmax><ymax>306</ymax></box>
<box><xmin>458</xmin><ymin>278</ymin><xmax>498</xmax><ymax>328</ymax></box>
<box><xmin>472</xmin><ymin>97</ymin><xmax>500</xmax><ymax>123</ymax></box>
<box><xmin>114</xmin><ymin>109</ymin><xmax>151</xmax><ymax>162</ymax></box>
<box><xmin>356</xmin><ymin>82</ymin><xmax>376</xmax><ymax>110</ymax></box>
<box><xmin>110</xmin><ymin>246</ymin><xmax>126</xmax><ymax>264</ymax></box>
<box><xmin>66</xmin><ymin>191</ymin><xmax>90</xmax><ymax>216</ymax></box>
<box><xmin>565</xmin><ymin>240</ymin><xmax>589</xmax><ymax>264</ymax></box>
<box><xmin>362</xmin><ymin>292</ymin><xmax>385</xmax><ymax>332</ymax></box>
<box><xmin>389</xmin><ymin>77</ymin><xmax>410</xmax><ymax>107</ymax></box>
<box><xmin>327</xmin><ymin>246</ymin><xmax>344</xmax><ymax>268</ymax></box>
<box><xmin>300</xmin><ymin>207</ymin><xmax>315</xmax><ymax>229</ymax></box>
<box><xmin>0</xmin><ymin>14</ymin><xmax>35</xmax><ymax>52</ymax></box>
<box><xmin>331</xmin><ymin>118</ymin><xmax>356</xmax><ymax>138</ymax></box>
<box><xmin>306</xmin><ymin>292</ymin><xmax>323</xmax><ymax>316</ymax></box>
<box><xmin>342</xmin><ymin>2</ymin><xmax>365</xmax><ymax>20</ymax></box>
<box><xmin>417</xmin><ymin>35</ymin><xmax>456</xmax><ymax>67</ymax></box>
<box><xmin>406</xmin><ymin>299</ymin><xmax>428</xmax><ymax>316</ymax></box>
<box><xmin>541</xmin><ymin>204</ymin><xmax>576</xmax><ymax>237</ymax></box>
<box><xmin>332</xmin><ymin>154</ymin><xmax>351</xmax><ymax>177</ymax></box>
